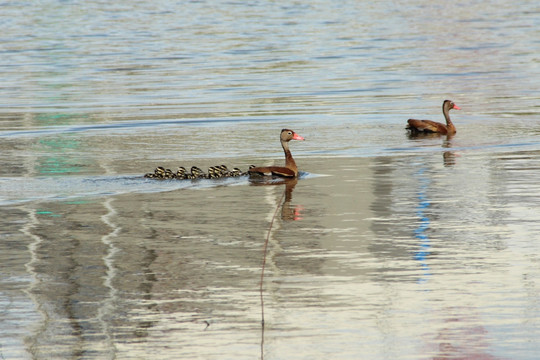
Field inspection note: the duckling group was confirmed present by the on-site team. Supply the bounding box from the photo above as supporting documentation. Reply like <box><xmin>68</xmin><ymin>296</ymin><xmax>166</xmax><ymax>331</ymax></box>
<box><xmin>144</xmin><ymin>165</ymin><xmax>254</xmax><ymax>180</ymax></box>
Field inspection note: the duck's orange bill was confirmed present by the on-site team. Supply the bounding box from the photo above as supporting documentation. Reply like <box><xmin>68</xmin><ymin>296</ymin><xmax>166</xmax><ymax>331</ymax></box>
<box><xmin>292</xmin><ymin>133</ymin><xmax>305</xmax><ymax>140</ymax></box>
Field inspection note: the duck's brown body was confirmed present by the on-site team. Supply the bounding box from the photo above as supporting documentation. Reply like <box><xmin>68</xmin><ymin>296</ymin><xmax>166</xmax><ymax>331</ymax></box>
<box><xmin>407</xmin><ymin>100</ymin><xmax>461</xmax><ymax>135</ymax></box>
<box><xmin>248</xmin><ymin>129</ymin><xmax>304</xmax><ymax>178</ymax></box>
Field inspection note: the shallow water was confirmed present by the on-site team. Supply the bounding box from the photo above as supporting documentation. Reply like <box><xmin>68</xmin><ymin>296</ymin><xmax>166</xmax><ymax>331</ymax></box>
<box><xmin>1</xmin><ymin>1</ymin><xmax>540</xmax><ymax>359</ymax></box>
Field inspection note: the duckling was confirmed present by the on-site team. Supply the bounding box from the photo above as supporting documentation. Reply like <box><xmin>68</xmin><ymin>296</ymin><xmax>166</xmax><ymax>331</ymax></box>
<box><xmin>144</xmin><ymin>172</ymin><xmax>155</xmax><ymax>178</ymax></box>
<box><xmin>242</xmin><ymin>165</ymin><xmax>256</xmax><ymax>176</ymax></box>
<box><xmin>207</xmin><ymin>166</ymin><xmax>220</xmax><ymax>179</ymax></box>
<box><xmin>230</xmin><ymin>168</ymin><xmax>242</xmax><ymax>177</ymax></box>
<box><xmin>155</xmin><ymin>166</ymin><xmax>166</xmax><ymax>176</ymax></box>
<box><xmin>148</xmin><ymin>166</ymin><xmax>166</xmax><ymax>179</ymax></box>
<box><xmin>210</xmin><ymin>165</ymin><xmax>222</xmax><ymax>177</ymax></box>
<box><xmin>216</xmin><ymin>164</ymin><xmax>229</xmax><ymax>177</ymax></box>
<box><xmin>176</xmin><ymin>166</ymin><xmax>187</xmax><ymax>179</ymax></box>
<box><xmin>190</xmin><ymin>166</ymin><xmax>205</xmax><ymax>179</ymax></box>
<box><xmin>163</xmin><ymin>168</ymin><xmax>175</xmax><ymax>179</ymax></box>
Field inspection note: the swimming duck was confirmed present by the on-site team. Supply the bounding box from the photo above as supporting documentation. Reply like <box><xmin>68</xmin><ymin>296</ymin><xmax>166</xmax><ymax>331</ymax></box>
<box><xmin>216</xmin><ymin>165</ymin><xmax>230</xmax><ymax>177</ymax></box>
<box><xmin>230</xmin><ymin>168</ymin><xmax>243</xmax><ymax>177</ymax></box>
<box><xmin>176</xmin><ymin>166</ymin><xmax>187</xmax><ymax>179</ymax></box>
<box><xmin>240</xmin><ymin>165</ymin><xmax>256</xmax><ymax>176</ymax></box>
<box><xmin>207</xmin><ymin>166</ymin><xmax>221</xmax><ymax>179</ymax></box>
<box><xmin>248</xmin><ymin>129</ymin><xmax>304</xmax><ymax>178</ymax></box>
<box><xmin>164</xmin><ymin>168</ymin><xmax>175</xmax><ymax>179</ymax></box>
<box><xmin>144</xmin><ymin>166</ymin><xmax>167</xmax><ymax>179</ymax></box>
<box><xmin>155</xmin><ymin>166</ymin><xmax>166</xmax><ymax>176</ymax></box>
<box><xmin>407</xmin><ymin>100</ymin><xmax>461</xmax><ymax>135</ymax></box>
<box><xmin>190</xmin><ymin>166</ymin><xmax>205</xmax><ymax>179</ymax></box>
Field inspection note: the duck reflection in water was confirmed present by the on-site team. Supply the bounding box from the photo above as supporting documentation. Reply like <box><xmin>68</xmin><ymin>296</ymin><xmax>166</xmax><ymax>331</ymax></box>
<box><xmin>407</xmin><ymin>132</ymin><xmax>458</xmax><ymax>167</ymax></box>
<box><xmin>249</xmin><ymin>177</ymin><xmax>303</xmax><ymax>221</ymax></box>
<box><xmin>442</xmin><ymin>134</ymin><xmax>457</xmax><ymax>167</ymax></box>
<box><xmin>425</xmin><ymin>306</ymin><xmax>502</xmax><ymax>360</ymax></box>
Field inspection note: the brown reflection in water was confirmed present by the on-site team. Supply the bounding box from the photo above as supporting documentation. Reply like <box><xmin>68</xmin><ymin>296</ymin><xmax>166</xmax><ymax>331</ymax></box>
<box><xmin>408</xmin><ymin>132</ymin><xmax>457</xmax><ymax>167</ymax></box>
<box><xmin>426</xmin><ymin>307</ymin><xmax>503</xmax><ymax>360</ymax></box>
<box><xmin>249</xmin><ymin>177</ymin><xmax>302</xmax><ymax>221</ymax></box>
<box><xmin>442</xmin><ymin>134</ymin><xmax>457</xmax><ymax>167</ymax></box>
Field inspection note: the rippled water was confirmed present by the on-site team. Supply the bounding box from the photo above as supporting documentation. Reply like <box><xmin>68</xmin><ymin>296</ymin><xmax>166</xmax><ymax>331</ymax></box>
<box><xmin>1</xmin><ymin>1</ymin><xmax>540</xmax><ymax>359</ymax></box>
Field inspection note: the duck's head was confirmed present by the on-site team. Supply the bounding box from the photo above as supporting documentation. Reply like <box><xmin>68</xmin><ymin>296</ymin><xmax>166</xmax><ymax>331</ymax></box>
<box><xmin>281</xmin><ymin>129</ymin><xmax>304</xmax><ymax>142</ymax></box>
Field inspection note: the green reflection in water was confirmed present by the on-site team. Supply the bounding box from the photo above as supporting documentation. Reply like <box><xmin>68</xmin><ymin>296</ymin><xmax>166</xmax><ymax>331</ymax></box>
<box><xmin>36</xmin><ymin>113</ymin><xmax>72</xmax><ymax>126</ymax></box>
<box><xmin>37</xmin><ymin>135</ymin><xmax>85</xmax><ymax>175</ymax></box>
<box><xmin>63</xmin><ymin>200</ymin><xmax>92</xmax><ymax>205</ymax></box>
<box><xmin>36</xmin><ymin>210</ymin><xmax>61</xmax><ymax>217</ymax></box>
<box><xmin>33</xmin><ymin>113</ymin><xmax>92</xmax><ymax>175</ymax></box>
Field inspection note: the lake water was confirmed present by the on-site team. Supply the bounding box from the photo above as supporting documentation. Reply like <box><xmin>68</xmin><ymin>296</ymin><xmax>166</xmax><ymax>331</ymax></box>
<box><xmin>1</xmin><ymin>1</ymin><xmax>540</xmax><ymax>359</ymax></box>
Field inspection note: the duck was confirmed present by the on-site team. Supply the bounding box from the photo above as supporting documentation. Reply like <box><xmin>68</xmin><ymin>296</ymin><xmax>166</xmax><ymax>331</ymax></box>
<box><xmin>164</xmin><ymin>168</ymin><xmax>175</xmax><ymax>179</ymax></box>
<box><xmin>406</xmin><ymin>100</ymin><xmax>461</xmax><ymax>135</ymax></box>
<box><xmin>144</xmin><ymin>166</ymin><xmax>167</xmax><ymax>179</ymax></box>
<box><xmin>190</xmin><ymin>166</ymin><xmax>206</xmax><ymax>179</ymax></box>
<box><xmin>230</xmin><ymin>168</ymin><xmax>243</xmax><ymax>177</ymax></box>
<box><xmin>216</xmin><ymin>164</ymin><xmax>230</xmax><ymax>177</ymax></box>
<box><xmin>248</xmin><ymin>129</ymin><xmax>304</xmax><ymax>178</ymax></box>
<box><xmin>154</xmin><ymin>166</ymin><xmax>167</xmax><ymax>179</ymax></box>
<box><xmin>176</xmin><ymin>166</ymin><xmax>187</xmax><ymax>179</ymax></box>
<box><xmin>207</xmin><ymin>166</ymin><xmax>222</xmax><ymax>179</ymax></box>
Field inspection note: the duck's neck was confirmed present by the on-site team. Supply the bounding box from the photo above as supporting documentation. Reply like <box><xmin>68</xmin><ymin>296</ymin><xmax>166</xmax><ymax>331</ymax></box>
<box><xmin>282</xmin><ymin>140</ymin><xmax>297</xmax><ymax>171</ymax></box>
<box><xmin>443</xmin><ymin>106</ymin><xmax>456</xmax><ymax>133</ymax></box>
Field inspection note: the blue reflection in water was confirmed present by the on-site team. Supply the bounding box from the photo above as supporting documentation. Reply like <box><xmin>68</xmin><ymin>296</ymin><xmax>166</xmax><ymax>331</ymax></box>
<box><xmin>413</xmin><ymin>168</ymin><xmax>432</xmax><ymax>283</ymax></box>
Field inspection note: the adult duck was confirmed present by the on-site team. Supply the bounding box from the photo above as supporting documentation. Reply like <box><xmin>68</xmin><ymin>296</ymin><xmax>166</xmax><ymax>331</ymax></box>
<box><xmin>248</xmin><ymin>129</ymin><xmax>304</xmax><ymax>178</ymax></box>
<box><xmin>407</xmin><ymin>100</ymin><xmax>461</xmax><ymax>135</ymax></box>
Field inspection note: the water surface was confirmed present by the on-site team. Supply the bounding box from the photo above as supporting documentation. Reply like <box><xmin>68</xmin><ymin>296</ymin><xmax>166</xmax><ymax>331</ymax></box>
<box><xmin>1</xmin><ymin>1</ymin><xmax>540</xmax><ymax>359</ymax></box>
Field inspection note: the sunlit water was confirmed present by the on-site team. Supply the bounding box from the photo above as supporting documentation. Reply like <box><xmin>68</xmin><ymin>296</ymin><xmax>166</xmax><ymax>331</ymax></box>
<box><xmin>1</xmin><ymin>1</ymin><xmax>540</xmax><ymax>359</ymax></box>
